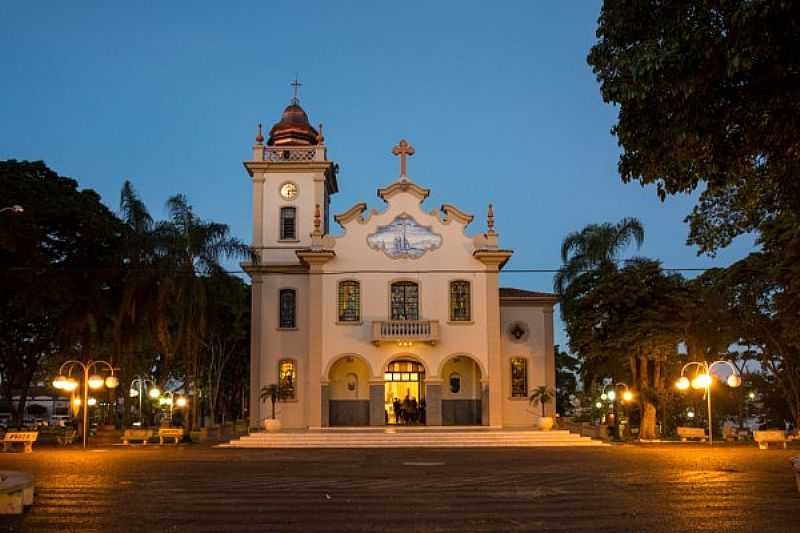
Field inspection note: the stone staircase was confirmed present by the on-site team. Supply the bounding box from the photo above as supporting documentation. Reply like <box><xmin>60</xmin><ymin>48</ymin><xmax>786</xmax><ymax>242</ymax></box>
<box><xmin>218</xmin><ymin>428</ymin><xmax>607</xmax><ymax>448</ymax></box>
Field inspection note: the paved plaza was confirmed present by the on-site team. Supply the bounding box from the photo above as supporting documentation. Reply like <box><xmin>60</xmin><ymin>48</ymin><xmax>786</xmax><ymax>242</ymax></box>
<box><xmin>0</xmin><ymin>443</ymin><xmax>797</xmax><ymax>532</ymax></box>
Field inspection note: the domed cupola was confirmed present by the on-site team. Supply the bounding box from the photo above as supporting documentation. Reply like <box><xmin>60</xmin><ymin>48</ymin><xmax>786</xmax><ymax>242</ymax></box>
<box><xmin>267</xmin><ymin>100</ymin><xmax>320</xmax><ymax>146</ymax></box>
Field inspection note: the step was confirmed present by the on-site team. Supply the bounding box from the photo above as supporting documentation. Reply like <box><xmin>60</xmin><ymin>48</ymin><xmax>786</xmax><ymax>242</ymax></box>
<box><xmin>219</xmin><ymin>429</ymin><xmax>608</xmax><ymax>448</ymax></box>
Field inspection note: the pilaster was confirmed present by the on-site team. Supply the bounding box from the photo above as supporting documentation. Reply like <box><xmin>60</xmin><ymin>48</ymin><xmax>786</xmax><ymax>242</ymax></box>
<box><xmin>425</xmin><ymin>380</ymin><xmax>442</xmax><ymax>426</ymax></box>
<box><xmin>543</xmin><ymin>307</ymin><xmax>556</xmax><ymax>416</ymax></box>
<box><xmin>249</xmin><ymin>276</ymin><xmax>264</xmax><ymax>430</ymax></box>
<box><xmin>368</xmin><ymin>380</ymin><xmax>385</xmax><ymax>426</ymax></box>
<box><xmin>474</xmin><ymin>249</ymin><xmax>513</xmax><ymax>427</ymax></box>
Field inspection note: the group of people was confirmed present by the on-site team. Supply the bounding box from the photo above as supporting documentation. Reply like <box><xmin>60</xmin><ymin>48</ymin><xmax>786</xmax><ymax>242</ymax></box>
<box><xmin>389</xmin><ymin>394</ymin><xmax>426</xmax><ymax>424</ymax></box>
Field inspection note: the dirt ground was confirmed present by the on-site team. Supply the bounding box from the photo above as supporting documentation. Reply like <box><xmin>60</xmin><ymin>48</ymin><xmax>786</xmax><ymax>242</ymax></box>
<box><xmin>0</xmin><ymin>443</ymin><xmax>797</xmax><ymax>532</ymax></box>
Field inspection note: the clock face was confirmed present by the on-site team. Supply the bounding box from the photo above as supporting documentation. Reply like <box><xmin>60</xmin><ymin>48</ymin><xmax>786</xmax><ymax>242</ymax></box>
<box><xmin>280</xmin><ymin>182</ymin><xmax>298</xmax><ymax>200</ymax></box>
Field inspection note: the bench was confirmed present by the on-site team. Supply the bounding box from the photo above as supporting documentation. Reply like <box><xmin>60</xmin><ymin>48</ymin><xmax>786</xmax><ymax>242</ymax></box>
<box><xmin>2</xmin><ymin>432</ymin><xmax>38</xmax><ymax>453</ymax></box>
<box><xmin>57</xmin><ymin>430</ymin><xmax>77</xmax><ymax>446</ymax></box>
<box><xmin>158</xmin><ymin>428</ymin><xmax>183</xmax><ymax>445</ymax></box>
<box><xmin>753</xmin><ymin>430</ymin><xmax>787</xmax><ymax>450</ymax></box>
<box><xmin>677</xmin><ymin>427</ymin><xmax>706</xmax><ymax>442</ymax></box>
<box><xmin>122</xmin><ymin>429</ymin><xmax>153</xmax><ymax>445</ymax></box>
<box><xmin>0</xmin><ymin>471</ymin><xmax>34</xmax><ymax>514</ymax></box>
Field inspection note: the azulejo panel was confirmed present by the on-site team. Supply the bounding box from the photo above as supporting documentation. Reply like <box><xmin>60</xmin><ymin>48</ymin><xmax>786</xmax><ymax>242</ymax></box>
<box><xmin>367</xmin><ymin>214</ymin><xmax>442</xmax><ymax>259</ymax></box>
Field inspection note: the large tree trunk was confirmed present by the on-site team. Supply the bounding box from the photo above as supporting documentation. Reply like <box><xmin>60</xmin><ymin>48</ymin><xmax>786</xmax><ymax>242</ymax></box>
<box><xmin>640</xmin><ymin>401</ymin><xmax>658</xmax><ymax>440</ymax></box>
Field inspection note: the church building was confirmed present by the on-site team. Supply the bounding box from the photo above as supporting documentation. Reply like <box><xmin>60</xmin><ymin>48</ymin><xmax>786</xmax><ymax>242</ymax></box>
<box><xmin>243</xmin><ymin>95</ymin><xmax>557</xmax><ymax>430</ymax></box>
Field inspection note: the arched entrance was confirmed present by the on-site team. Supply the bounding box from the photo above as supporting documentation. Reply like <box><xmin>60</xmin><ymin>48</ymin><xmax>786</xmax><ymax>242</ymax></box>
<box><xmin>440</xmin><ymin>355</ymin><xmax>483</xmax><ymax>425</ymax></box>
<box><xmin>328</xmin><ymin>356</ymin><xmax>371</xmax><ymax>426</ymax></box>
<box><xmin>384</xmin><ymin>359</ymin><xmax>426</xmax><ymax>424</ymax></box>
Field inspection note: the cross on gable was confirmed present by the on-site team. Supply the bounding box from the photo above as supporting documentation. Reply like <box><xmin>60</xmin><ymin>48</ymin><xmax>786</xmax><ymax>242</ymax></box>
<box><xmin>392</xmin><ymin>139</ymin><xmax>415</xmax><ymax>177</ymax></box>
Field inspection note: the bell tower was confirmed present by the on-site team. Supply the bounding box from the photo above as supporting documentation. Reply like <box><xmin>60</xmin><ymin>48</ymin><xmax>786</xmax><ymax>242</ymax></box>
<box><xmin>244</xmin><ymin>89</ymin><xmax>338</xmax><ymax>265</ymax></box>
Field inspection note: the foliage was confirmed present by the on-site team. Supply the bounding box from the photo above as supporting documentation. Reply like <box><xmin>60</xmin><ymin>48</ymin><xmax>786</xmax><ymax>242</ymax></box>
<box><xmin>0</xmin><ymin>160</ymin><xmax>124</xmax><ymax>425</ymax></box>
<box><xmin>555</xmin><ymin>345</ymin><xmax>579</xmax><ymax>416</ymax></box>
<box><xmin>528</xmin><ymin>385</ymin><xmax>555</xmax><ymax>418</ymax></box>
<box><xmin>588</xmin><ymin>0</ymin><xmax>800</xmax><ymax>254</ymax></box>
<box><xmin>554</xmin><ymin>217</ymin><xmax>644</xmax><ymax>294</ymax></box>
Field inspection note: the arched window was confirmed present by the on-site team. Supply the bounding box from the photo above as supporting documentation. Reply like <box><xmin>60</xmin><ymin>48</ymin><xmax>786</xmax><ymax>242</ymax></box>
<box><xmin>390</xmin><ymin>281</ymin><xmax>419</xmax><ymax>321</ymax></box>
<box><xmin>280</xmin><ymin>206</ymin><xmax>296</xmax><ymax>240</ymax></box>
<box><xmin>278</xmin><ymin>359</ymin><xmax>297</xmax><ymax>400</ymax></box>
<box><xmin>338</xmin><ymin>281</ymin><xmax>361</xmax><ymax>322</ymax></box>
<box><xmin>279</xmin><ymin>289</ymin><xmax>296</xmax><ymax>329</ymax></box>
<box><xmin>511</xmin><ymin>357</ymin><xmax>528</xmax><ymax>398</ymax></box>
<box><xmin>449</xmin><ymin>280</ymin><xmax>471</xmax><ymax>321</ymax></box>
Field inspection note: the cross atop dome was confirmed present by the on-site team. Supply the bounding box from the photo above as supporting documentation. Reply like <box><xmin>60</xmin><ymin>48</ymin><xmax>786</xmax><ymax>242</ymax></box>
<box><xmin>290</xmin><ymin>76</ymin><xmax>302</xmax><ymax>104</ymax></box>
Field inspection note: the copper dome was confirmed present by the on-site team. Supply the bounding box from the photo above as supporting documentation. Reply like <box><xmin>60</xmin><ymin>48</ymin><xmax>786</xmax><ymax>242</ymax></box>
<box><xmin>267</xmin><ymin>102</ymin><xmax>319</xmax><ymax>146</ymax></box>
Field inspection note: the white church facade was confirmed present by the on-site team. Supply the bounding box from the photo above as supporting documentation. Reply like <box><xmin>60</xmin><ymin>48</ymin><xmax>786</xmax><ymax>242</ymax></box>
<box><xmin>243</xmin><ymin>97</ymin><xmax>557</xmax><ymax>430</ymax></box>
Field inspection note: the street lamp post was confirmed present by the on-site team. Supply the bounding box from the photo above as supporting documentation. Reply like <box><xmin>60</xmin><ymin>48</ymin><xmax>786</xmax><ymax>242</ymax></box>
<box><xmin>158</xmin><ymin>391</ymin><xmax>188</xmax><ymax>426</ymax></box>
<box><xmin>128</xmin><ymin>376</ymin><xmax>159</xmax><ymax>426</ymax></box>
<box><xmin>52</xmin><ymin>360</ymin><xmax>119</xmax><ymax>448</ymax></box>
<box><xmin>600</xmin><ymin>382</ymin><xmax>635</xmax><ymax>441</ymax></box>
<box><xmin>675</xmin><ymin>360</ymin><xmax>741</xmax><ymax>446</ymax></box>
<box><xmin>0</xmin><ymin>205</ymin><xmax>23</xmax><ymax>215</ymax></box>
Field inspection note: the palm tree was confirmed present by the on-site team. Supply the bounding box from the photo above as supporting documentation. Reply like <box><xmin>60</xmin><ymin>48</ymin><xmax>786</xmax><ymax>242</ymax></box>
<box><xmin>553</xmin><ymin>217</ymin><xmax>645</xmax><ymax>294</ymax></box>
<box><xmin>528</xmin><ymin>386</ymin><xmax>555</xmax><ymax>418</ymax></box>
<box><xmin>259</xmin><ymin>384</ymin><xmax>291</xmax><ymax>420</ymax></box>
<box><xmin>154</xmin><ymin>194</ymin><xmax>250</xmax><ymax>429</ymax></box>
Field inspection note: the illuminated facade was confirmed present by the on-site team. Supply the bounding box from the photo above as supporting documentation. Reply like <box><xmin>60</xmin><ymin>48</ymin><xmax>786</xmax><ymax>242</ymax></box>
<box><xmin>243</xmin><ymin>97</ymin><xmax>557</xmax><ymax>429</ymax></box>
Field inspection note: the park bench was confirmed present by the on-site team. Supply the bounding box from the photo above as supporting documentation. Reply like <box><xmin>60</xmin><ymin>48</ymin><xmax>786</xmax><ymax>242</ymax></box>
<box><xmin>753</xmin><ymin>430</ymin><xmax>787</xmax><ymax>450</ymax></box>
<box><xmin>0</xmin><ymin>471</ymin><xmax>34</xmax><ymax>514</ymax></box>
<box><xmin>2</xmin><ymin>432</ymin><xmax>38</xmax><ymax>453</ymax></box>
<box><xmin>677</xmin><ymin>427</ymin><xmax>706</xmax><ymax>442</ymax></box>
<box><xmin>158</xmin><ymin>428</ymin><xmax>183</xmax><ymax>445</ymax></box>
<box><xmin>57</xmin><ymin>430</ymin><xmax>77</xmax><ymax>446</ymax></box>
<box><xmin>122</xmin><ymin>429</ymin><xmax>153</xmax><ymax>445</ymax></box>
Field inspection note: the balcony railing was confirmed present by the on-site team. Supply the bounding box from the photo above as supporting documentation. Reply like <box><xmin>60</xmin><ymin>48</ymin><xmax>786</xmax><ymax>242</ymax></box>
<box><xmin>371</xmin><ymin>320</ymin><xmax>440</xmax><ymax>346</ymax></box>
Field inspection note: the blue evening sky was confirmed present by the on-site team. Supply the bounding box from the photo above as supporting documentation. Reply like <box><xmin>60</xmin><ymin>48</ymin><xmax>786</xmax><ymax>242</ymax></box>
<box><xmin>0</xmin><ymin>1</ymin><xmax>755</xmax><ymax>348</ymax></box>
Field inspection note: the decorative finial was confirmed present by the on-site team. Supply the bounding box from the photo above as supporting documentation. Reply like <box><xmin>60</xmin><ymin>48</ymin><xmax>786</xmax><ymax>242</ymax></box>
<box><xmin>391</xmin><ymin>139</ymin><xmax>415</xmax><ymax>177</ymax></box>
<box><xmin>487</xmin><ymin>203</ymin><xmax>496</xmax><ymax>235</ymax></box>
<box><xmin>316</xmin><ymin>123</ymin><xmax>325</xmax><ymax>144</ymax></box>
<box><xmin>313</xmin><ymin>203</ymin><xmax>321</xmax><ymax>232</ymax></box>
<box><xmin>291</xmin><ymin>76</ymin><xmax>302</xmax><ymax>104</ymax></box>
<box><xmin>255</xmin><ymin>123</ymin><xmax>264</xmax><ymax>144</ymax></box>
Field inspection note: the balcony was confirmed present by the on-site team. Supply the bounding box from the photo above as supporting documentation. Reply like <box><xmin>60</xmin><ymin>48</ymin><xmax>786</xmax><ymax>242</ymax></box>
<box><xmin>371</xmin><ymin>320</ymin><xmax>441</xmax><ymax>346</ymax></box>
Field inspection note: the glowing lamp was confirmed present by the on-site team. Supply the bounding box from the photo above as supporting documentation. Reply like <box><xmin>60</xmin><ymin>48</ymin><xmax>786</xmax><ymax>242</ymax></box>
<box><xmin>52</xmin><ymin>375</ymin><xmax>68</xmax><ymax>390</ymax></box>
<box><xmin>748</xmin><ymin>392</ymin><xmax>756</xmax><ymax>400</ymax></box>
<box><xmin>600</xmin><ymin>393</ymin><xmax>607</xmax><ymax>401</ymax></box>
<box><xmin>88</xmin><ymin>397</ymin><xmax>97</xmax><ymax>406</ymax></box>
<box><xmin>105</xmin><ymin>375</ymin><xmax>120</xmax><ymax>388</ymax></box>
<box><xmin>687</xmin><ymin>409</ymin><xmax>695</xmax><ymax>419</ymax></box>
<box><xmin>175</xmin><ymin>397</ymin><xmax>188</xmax><ymax>408</ymax></box>
<box><xmin>62</xmin><ymin>378</ymin><xmax>79</xmax><ymax>392</ymax></box>
<box><xmin>72</xmin><ymin>397</ymin><xmax>82</xmax><ymax>407</ymax></box>
<box><xmin>159</xmin><ymin>396</ymin><xmax>172</xmax><ymax>407</ymax></box>
<box><xmin>129</xmin><ymin>388</ymin><xmax>139</xmax><ymax>398</ymax></box>
<box><xmin>622</xmin><ymin>390</ymin><xmax>633</xmax><ymax>402</ymax></box>
<box><xmin>595</xmin><ymin>401</ymin><xmax>602</xmax><ymax>409</ymax></box>
<box><xmin>607</xmin><ymin>390</ymin><xmax>616</xmax><ymax>402</ymax></box>
<box><xmin>726</xmin><ymin>374</ymin><xmax>742</xmax><ymax>388</ymax></box>
<box><xmin>676</xmin><ymin>376</ymin><xmax>690</xmax><ymax>390</ymax></box>
<box><xmin>88</xmin><ymin>374</ymin><xmax>105</xmax><ymax>390</ymax></box>
<box><xmin>693</xmin><ymin>373</ymin><xmax>712</xmax><ymax>389</ymax></box>
<box><xmin>148</xmin><ymin>387</ymin><xmax>161</xmax><ymax>399</ymax></box>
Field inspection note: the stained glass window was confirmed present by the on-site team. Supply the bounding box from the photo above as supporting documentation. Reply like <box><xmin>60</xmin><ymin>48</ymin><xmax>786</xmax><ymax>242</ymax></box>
<box><xmin>391</xmin><ymin>281</ymin><xmax>419</xmax><ymax>320</ymax></box>
<box><xmin>511</xmin><ymin>358</ymin><xmax>527</xmax><ymax>398</ymax></box>
<box><xmin>280</xmin><ymin>207</ymin><xmax>296</xmax><ymax>240</ymax></box>
<box><xmin>278</xmin><ymin>359</ymin><xmax>296</xmax><ymax>400</ymax></box>
<box><xmin>279</xmin><ymin>289</ymin><xmax>296</xmax><ymax>329</ymax></box>
<box><xmin>449</xmin><ymin>280</ymin><xmax>471</xmax><ymax>321</ymax></box>
<box><xmin>338</xmin><ymin>281</ymin><xmax>360</xmax><ymax>322</ymax></box>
